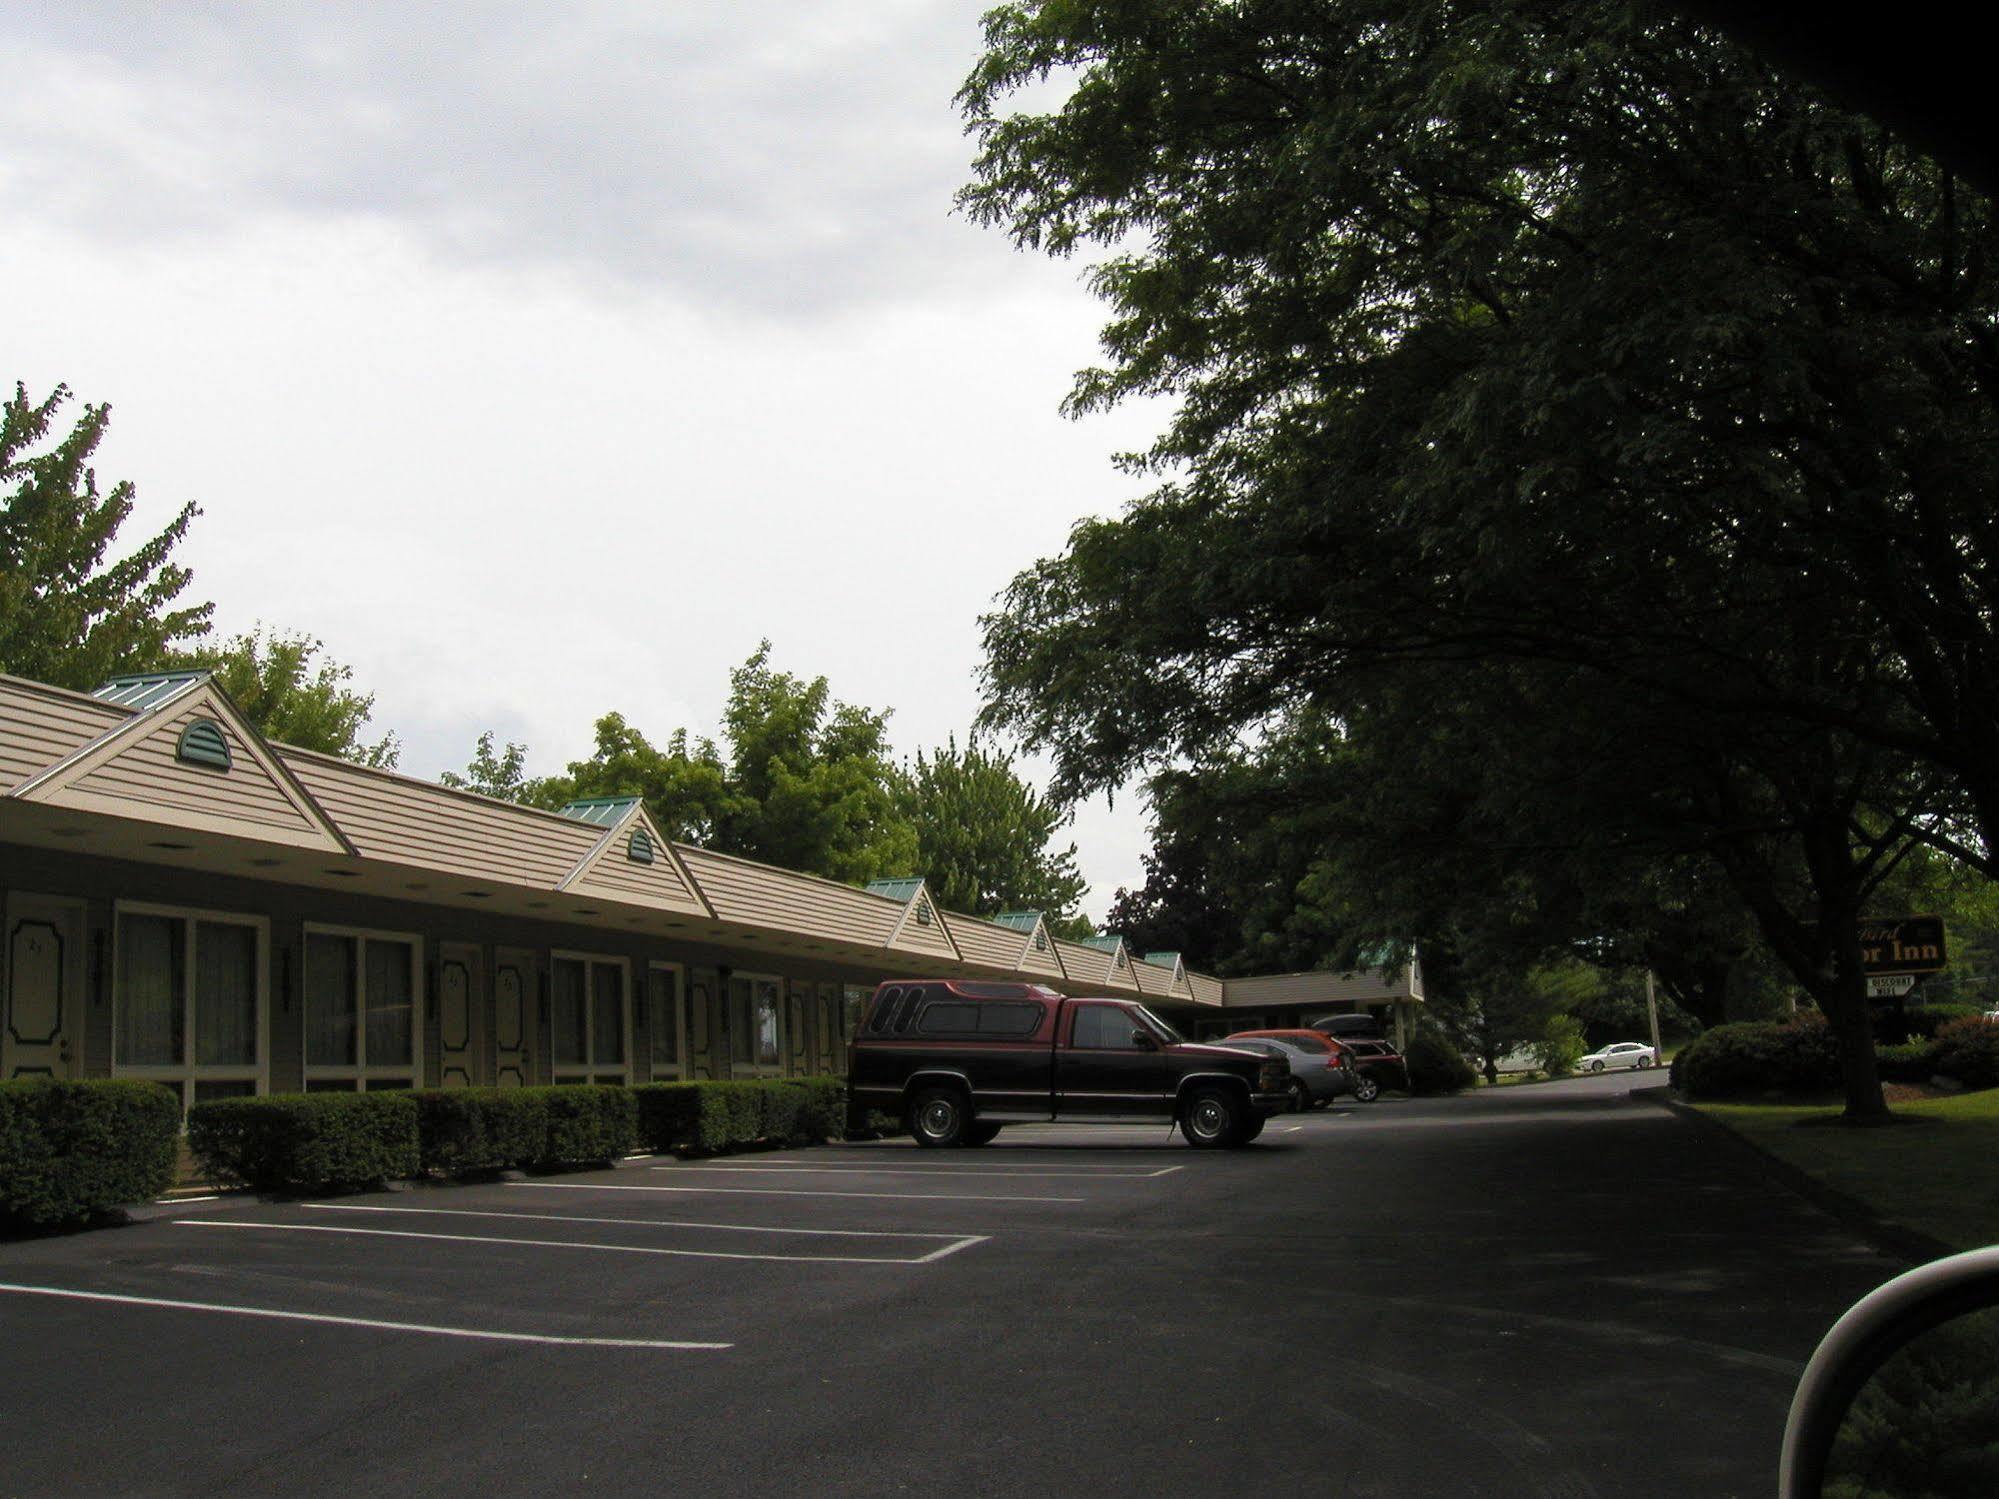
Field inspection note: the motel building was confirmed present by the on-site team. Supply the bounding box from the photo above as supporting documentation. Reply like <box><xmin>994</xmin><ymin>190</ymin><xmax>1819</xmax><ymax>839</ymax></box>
<box><xmin>0</xmin><ymin>669</ymin><xmax>1422</xmax><ymax>1103</ymax></box>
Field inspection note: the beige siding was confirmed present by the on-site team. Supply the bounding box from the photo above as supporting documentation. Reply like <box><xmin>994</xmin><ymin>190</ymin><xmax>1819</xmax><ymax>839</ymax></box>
<box><xmin>1188</xmin><ymin>972</ymin><xmax>1224</xmax><ymax>1006</ymax></box>
<box><xmin>566</xmin><ymin>815</ymin><xmax>710</xmax><ymax>918</ymax></box>
<box><xmin>886</xmin><ymin>886</ymin><xmax>959</xmax><ymax>961</ymax></box>
<box><xmin>1056</xmin><ymin>938</ymin><xmax>1111</xmax><ymax>989</ymax></box>
<box><xmin>676</xmin><ymin>845</ymin><xmax>901</xmax><ymax>947</ymax></box>
<box><xmin>1221</xmin><ymin>968</ymin><xmax>1415</xmax><ymax>1008</ymax></box>
<box><xmin>284</xmin><ymin>750</ymin><xmax>600</xmax><ymax>885</ymax></box>
<box><xmin>1129</xmin><ymin>958</ymin><xmax>1175</xmax><ymax>997</ymax></box>
<box><xmin>65</xmin><ymin>704</ymin><xmax>318</xmax><ymax>835</ymax></box>
<box><xmin>1015</xmin><ymin>920</ymin><xmax>1068</xmax><ymax>981</ymax></box>
<box><xmin>942</xmin><ymin>912</ymin><xmax>1021</xmax><ymax>972</ymax></box>
<box><xmin>0</xmin><ymin>678</ymin><xmax>132</xmax><ymax>789</ymax></box>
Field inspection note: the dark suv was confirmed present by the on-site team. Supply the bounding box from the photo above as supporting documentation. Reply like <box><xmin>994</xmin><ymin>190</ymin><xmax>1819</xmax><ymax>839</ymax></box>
<box><xmin>848</xmin><ymin>980</ymin><xmax>1290</xmax><ymax>1148</ymax></box>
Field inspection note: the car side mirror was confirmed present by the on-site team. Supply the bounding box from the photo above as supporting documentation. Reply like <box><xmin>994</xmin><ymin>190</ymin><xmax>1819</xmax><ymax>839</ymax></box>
<box><xmin>1781</xmin><ymin>1246</ymin><xmax>1999</xmax><ymax>1496</ymax></box>
<box><xmin>1131</xmin><ymin>1029</ymin><xmax>1158</xmax><ymax>1050</ymax></box>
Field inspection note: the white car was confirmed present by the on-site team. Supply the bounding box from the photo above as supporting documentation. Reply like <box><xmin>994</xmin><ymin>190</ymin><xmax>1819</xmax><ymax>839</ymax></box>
<box><xmin>1580</xmin><ymin>1041</ymin><xmax>1657</xmax><ymax>1072</ymax></box>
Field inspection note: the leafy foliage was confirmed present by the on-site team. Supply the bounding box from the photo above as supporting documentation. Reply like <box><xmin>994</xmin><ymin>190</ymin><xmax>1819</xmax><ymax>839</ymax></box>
<box><xmin>0</xmin><ymin>381</ymin><xmax>210</xmax><ymax>687</ymax></box>
<box><xmin>1402</xmin><ymin>1028</ymin><xmax>1476</xmax><ymax>1096</ymax></box>
<box><xmin>0</xmin><ymin>1079</ymin><xmax>180</xmax><ymax>1229</ymax></box>
<box><xmin>1929</xmin><ymin>1019</ymin><xmax>1999</xmax><ymax>1093</ymax></box>
<box><xmin>182</xmin><ymin>627</ymin><xmax>398</xmax><ymax>766</ymax></box>
<box><xmin>1825</xmin><ymin>1307</ymin><xmax>1999</xmax><ymax>1499</ymax></box>
<box><xmin>187</xmin><ymin>1092</ymin><xmax>420</xmax><ymax>1191</ymax></box>
<box><xmin>1533</xmin><ymin>1014</ymin><xmax>1589</xmax><ymax>1078</ymax></box>
<box><xmin>632</xmin><ymin>1078</ymin><xmax>846</xmax><ymax>1154</ymax></box>
<box><xmin>1675</xmin><ymin>1015</ymin><xmax>1844</xmax><ymax>1100</ymax></box>
<box><xmin>898</xmin><ymin>737</ymin><xmax>1089</xmax><ymax>934</ymax></box>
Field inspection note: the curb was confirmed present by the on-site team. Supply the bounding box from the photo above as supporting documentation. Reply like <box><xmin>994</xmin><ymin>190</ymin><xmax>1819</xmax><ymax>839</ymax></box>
<box><xmin>1636</xmin><ymin>1088</ymin><xmax>1953</xmax><ymax>1265</ymax></box>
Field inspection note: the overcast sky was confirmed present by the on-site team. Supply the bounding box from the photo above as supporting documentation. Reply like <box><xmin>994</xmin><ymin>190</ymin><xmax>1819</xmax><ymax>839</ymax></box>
<box><xmin>1</xmin><ymin>1</ymin><xmax>1169</xmax><ymax>921</ymax></box>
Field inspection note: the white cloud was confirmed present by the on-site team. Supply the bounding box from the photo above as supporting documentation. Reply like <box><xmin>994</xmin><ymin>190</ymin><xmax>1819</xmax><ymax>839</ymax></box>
<box><xmin>0</xmin><ymin>2</ymin><xmax>1167</xmax><ymax>922</ymax></box>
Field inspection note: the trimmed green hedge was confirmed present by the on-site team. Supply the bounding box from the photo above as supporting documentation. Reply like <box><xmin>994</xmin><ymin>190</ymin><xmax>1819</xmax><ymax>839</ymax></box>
<box><xmin>634</xmin><ymin>1077</ymin><xmax>846</xmax><ymax>1154</ymax></box>
<box><xmin>0</xmin><ymin>1078</ymin><xmax>181</xmax><ymax>1230</ymax></box>
<box><xmin>1404</xmin><ymin>1030</ymin><xmax>1476</xmax><ymax>1095</ymax></box>
<box><xmin>1675</xmin><ymin>1014</ymin><xmax>1843</xmax><ymax>1099</ymax></box>
<box><xmin>187</xmin><ymin>1092</ymin><xmax>420</xmax><ymax>1191</ymax></box>
<box><xmin>409</xmin><ymin>1088</ymin><xmax>549</xmax><ymax>1174</ymax></box>
<box><xmin>1879</xmin><ymin>1004</ymin><xmax>1985</xmax><ymax>1043</ymax></box>
<box><xmin>1931</xmin><ymin>1018</ymin><xmax>1999</xmax><ymax>1091</ymax></box>
<box><xmin>540</xmin><ymin>1085</ymin><xmax>637</xmax><ymax>1165</ymax></box>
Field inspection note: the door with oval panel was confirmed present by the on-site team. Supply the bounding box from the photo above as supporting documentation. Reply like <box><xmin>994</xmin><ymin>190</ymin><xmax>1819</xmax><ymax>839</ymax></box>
<box><xmin>786</xmin><ymin>979</ymin><xmax>810</xmax><ymax>1077</ymax></box>
<box><xmin>492</xmin><ymin>946</ymin><xmax>535</xmax><ymax>1088</ymax></box>
<box><xmin>436</xmin><ymin>943</ymin><xmax>482</xmax><ymax>1089</ymax></box>
<box><xmin>3</xmin><ymin>894</ymin><xmax>85</xmax><ymax>1080</ymax></box>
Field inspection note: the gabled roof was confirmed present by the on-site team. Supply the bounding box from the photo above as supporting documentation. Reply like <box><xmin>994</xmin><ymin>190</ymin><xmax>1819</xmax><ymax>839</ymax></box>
<box><xmin>871</xmin><ymin>877</ymin><xmax>961</xmax><ymax>963</ymax></box>
<box><xmin>994</xmin><ymin>910</ymin><xmax>1066</xmax><ymax>979</ymax></box>
<box><xmin>557</xmin><ymin>800</ymin><xmax>712</xmax><ymax>920</ymax></box>
<box><xmin>15</xmin><ymin>673</ymin><xmax>353</xmax><ymax>855</ymax></box>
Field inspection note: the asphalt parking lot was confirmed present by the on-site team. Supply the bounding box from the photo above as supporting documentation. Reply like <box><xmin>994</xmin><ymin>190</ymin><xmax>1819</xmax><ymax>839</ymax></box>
<box><xmin>0</xmin><ymin>1074</ymin><xmax>1903</xmax><ymax>1497</ymax></box>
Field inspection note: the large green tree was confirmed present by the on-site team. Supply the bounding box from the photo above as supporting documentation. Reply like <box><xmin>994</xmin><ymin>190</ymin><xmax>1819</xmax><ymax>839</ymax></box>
<box><xmin>961</xmin><ymin>0</ymin><xmax>1991</xmax><ymax>1116</ymax></box>
<box><xmin>897</xmin><ymin>737</ymin><xmax>1091</xmax><ymax>934</ymax></box>
<box><xmin>183</xmin><ymin>628</ymin><xmax>399</xmax><ymax>766</ymax></box>
<box><xmin>1</xmin><ymin>381</ymin><xmax>210</xmax><ymax>686</ymax></box>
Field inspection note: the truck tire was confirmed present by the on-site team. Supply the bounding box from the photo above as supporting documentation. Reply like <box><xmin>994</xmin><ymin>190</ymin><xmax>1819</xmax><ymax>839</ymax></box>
<box><xmin>908</xmin><ymin>1086</ymin><xmax>968</xmax><ymax>1148</ymax></box>
<box><xmin>961</xmin><ymin>1122</ymin><xmax>1003</xmax><ymax>1147</ymax></box>
<box><xmin>1180</xmin><ymin>1087</ymin><xmax>1245</xmax><ymax>1148</ymax></box>
<box><xmin>1237</xmin><ymin>1115</ymin><xmax>1266</xmax><ymax>1144</ymax></box>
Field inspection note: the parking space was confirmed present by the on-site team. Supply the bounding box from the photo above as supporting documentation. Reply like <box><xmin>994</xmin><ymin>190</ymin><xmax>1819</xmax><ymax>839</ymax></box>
<box><xmin>0</xmin><ymin>1079</ymin><xmax>1900</xmax><ymax>1497</ymax></box>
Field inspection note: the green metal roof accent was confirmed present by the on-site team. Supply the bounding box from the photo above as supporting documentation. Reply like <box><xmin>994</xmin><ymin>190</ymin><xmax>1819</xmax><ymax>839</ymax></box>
<box><xmin>864</xmin><ymin>878</ymin><xmax>927</xmax><ymax>904</ymax></box>
<box><xmin>92</xmin><ymin>671</ymin><xmax>208</xmax><ymax>711</ymax></box>
<box><xmin>1081</xmin><ymin>935</ymin><xmax>1125</xmax><ymax>952</ymax></box>
<box><xmin>557</xmin><ymin>796</ymin><xmax>643</xmax><ymax>827</ymax></box>
<box><xmin>175</xmin><ymin>719</ymin><xmax>232</xmax><ymax>770</ymax></box>
<box><xmin>627</xmin><ymin>827</ymin><xmax>655</xmax><ymax>865</ymax></box>
<box><xmin>1146</xmin><ymin>951</ymin><xmax>1183</xmax><ymax>969</ymax></box>
<box><xmin>992</xmin><ymin>912</ymin><xmax>1042</xmax><ymax>932</ymax></box>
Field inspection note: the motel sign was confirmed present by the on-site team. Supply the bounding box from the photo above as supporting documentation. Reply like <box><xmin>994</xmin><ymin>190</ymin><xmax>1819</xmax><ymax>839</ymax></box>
<box><xmin>1856</xmin><ymin>915</ymin><xmax>1947</xmax><ymax>975</ymax></box>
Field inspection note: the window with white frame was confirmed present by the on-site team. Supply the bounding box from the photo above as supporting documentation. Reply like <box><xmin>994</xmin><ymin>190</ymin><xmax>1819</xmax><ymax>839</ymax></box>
<box><xmin>551</xmin><ymin>953</ymin><xmax>629</xmax><ymax>1085</ymax></box>
<box><xmin>304</xmin><ymin>926</ymin><xmax>420</xmax><ymax>1090</ymax></box>
<box><xmin>727</xmin><ymin>972</ymin><xmax>783</xmax><ymax>1076</ymax></box>
<box><xmin>114</xmin><ymin>904</ymin><xmax>267</xmax><ymax>1108</ymax></box>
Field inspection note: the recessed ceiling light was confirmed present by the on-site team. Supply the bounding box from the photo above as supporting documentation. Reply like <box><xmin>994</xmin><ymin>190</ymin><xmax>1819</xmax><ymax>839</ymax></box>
<box><xmin>324</xmin><ymin>868</ymin><xmax>362</xmax><ymax>878</ymax></box>
<box><xmin>574</xmin><ymin>908</ymin><xmax>601</xmax><ymax>917</ymax></box>
<box><xmin>149</xmin><ymin>841</ymin><xmax>194</xmax><ymax>851</ymax></box>
<box><xmin>50</xmin><ymin>827</ymin><xmax>88</xmax><ymax>838</ymax></box>
<box><xmin>461</xmin><ymin>890</ymin><xmax>491</xmax><ymax>899</ymax></box>
<box><xmin>249</xmin><ymin>857</ymin><xmax>282</xmax><ymax>868</ymax></box>
<box><xmin>406</xmin><ymin>881</ymin><xmax>429</xmax><ymax>891</ymax></box>
<box><xmin>527</xmin><ymin>900</ymin><xmax>549</xmax><ymax>909</ymax></box>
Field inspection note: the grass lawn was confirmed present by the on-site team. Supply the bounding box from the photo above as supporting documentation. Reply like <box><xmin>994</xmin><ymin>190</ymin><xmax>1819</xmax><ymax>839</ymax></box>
<box><xmin>1697</xmin><ymin>1089</ymin><xmax>1999</xmax><ymax>1251</ymax></box>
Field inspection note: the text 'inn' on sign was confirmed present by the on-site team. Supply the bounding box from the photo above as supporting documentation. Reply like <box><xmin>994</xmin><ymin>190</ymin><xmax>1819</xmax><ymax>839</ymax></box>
<box><xmin>1857</xmin><ymin>916</ymin><xmax>1947</xmax><ymax>975</ymax></box>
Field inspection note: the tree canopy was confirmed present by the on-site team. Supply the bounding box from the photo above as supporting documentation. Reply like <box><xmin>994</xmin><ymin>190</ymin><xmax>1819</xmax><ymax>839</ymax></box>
<box><xmin>183</xmin><ymin>627</ymin><xmax>399</xmax><ymax>767</ymax></box>
<box><xmin>1</xmin><ymin>381</ymin><xmax>209</xmax><ymax>687</ymax></box>
<box><xmin>961</xmin><ymin>0</ymin><xmax>1999</xmax><ymax>1116</ymax></box>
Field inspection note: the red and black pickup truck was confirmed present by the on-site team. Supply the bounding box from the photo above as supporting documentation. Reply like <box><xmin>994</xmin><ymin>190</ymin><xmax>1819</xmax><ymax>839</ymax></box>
<box><xmin>848</xmin><ymin>979</ymin><xmax>1290</xmax><ymax>1149</ymax></box>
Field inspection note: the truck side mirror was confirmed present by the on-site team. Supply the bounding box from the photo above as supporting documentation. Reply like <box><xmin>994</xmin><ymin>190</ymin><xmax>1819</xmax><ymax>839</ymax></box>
<box><xmin>1131</xmin><ymin>1029</ymin><xmax>1158</xmax><ymax>1050</ymax></box>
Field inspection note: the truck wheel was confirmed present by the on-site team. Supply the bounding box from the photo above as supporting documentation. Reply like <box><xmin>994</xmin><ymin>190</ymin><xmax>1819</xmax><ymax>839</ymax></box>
<box><xmin>1180</xmin><ymin>1087</ymin><xmax>1244</xmax><ymax>1148</ymax></box>
<box><xmin>961</xmin><ymin>1122</ymin><xmax>1002</xmax><ymax>1147</ymax></box>
<box><xmin>1237</xmin><ymin>1115</ymin><xmax>1266</xmax><ymax>1144</ymax></box>
<box><xmin>908</xmin><ymin>1087</ymin><xmax>968</xmax><ymax>1149</ymax></box>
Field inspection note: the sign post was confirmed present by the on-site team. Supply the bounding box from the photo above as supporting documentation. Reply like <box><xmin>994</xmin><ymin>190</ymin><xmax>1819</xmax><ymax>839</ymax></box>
<box><xmin>1645</xmin><ymin>970</ymin><xmax>1664</xmax><ymax>1067</ymax></box>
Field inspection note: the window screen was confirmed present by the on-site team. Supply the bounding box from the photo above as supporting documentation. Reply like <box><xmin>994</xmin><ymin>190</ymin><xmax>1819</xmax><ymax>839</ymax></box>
<box><xmin>979</xmin><ymin>1003</ymin><xmax>1042</xmax><ymax>1037</ymax></box>
<box><xmin>917</xmin><ymin>1001</ymin><xmax>981</xmax><ymax>1035</ymax></box>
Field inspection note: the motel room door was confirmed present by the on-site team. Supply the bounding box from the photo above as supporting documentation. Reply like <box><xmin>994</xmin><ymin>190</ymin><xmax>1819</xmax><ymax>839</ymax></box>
<box><xmin>436</xmin><ymin>943</ymin><xmax>483</xmax><ymax>1088</ymax></box>
<box><xmin>2</xmin><ymin>894</ymin><xmax>85</xmax><ymax>1080</ymax></box>
<box><xmin>492</xmin><ymin>947</ymin><xmax>536</xmax><ymax>1088</ymax></box>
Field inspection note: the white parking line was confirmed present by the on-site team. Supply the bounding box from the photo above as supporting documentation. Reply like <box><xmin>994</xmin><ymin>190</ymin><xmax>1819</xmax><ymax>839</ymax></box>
<box><xmin>666</xmin><ymin>1164</ymin><xmax>1181</xmax><ymax>1179</ymax></box>
<box><xmin>0</xmin><ymin>1280</ymin><xmax>729</xmax><ymax>1350</ymax></box>
<box><xmin>176</xmin><ymin>1219</ymin><xmax>987</xmax><ymax>1266</ymax></box>
<box><xmin>507</xmin><ymin>1180</ymin><xmax>1084</xmax><ymax>1204</ymax></box>
<box><xmin>303</xmin><ymin>1207</ymin><xmax>983</xmax><ymax>1263</ymax></box>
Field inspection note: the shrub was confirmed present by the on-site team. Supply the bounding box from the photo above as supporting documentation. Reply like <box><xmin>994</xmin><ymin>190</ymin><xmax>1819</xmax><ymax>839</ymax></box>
<box><xmin>409</xmin><ymin>1088</ymin><xmax>551</xmax><ymax>1174</ymax></box>
<box><xmin>0</xmin><ymin>1079</ymin><xmax>181</xmax><ymax>1230</ymax></box>
<box><xmin>1876</xmin><ymin>1003</ymin><xmax>1983</xmax><ymax>1044</ymax></box>
<box><xmin>1404</xmin><ymin>1030</ymin><xmax>1476</xmax><ymax>1095</ymax></box>
<box><xmin>1533</xmin><ymin>1015</ymin><xmax>1588</xmax><ymax>1077</ymax></box>
<box><xmin>187</xmin><ymin>1092</ymin><xmax>419</xmax><ymax>1191</ymax></box>
<box><xmin>634</xmin><ymin>1078</ymin><xmax>847</xmax><ymax>1153</ymax></box>
<box><xmin>1675</xmin><ymin>1013</ymin><xmax>1843</xmax><ymax>1099</ymax></box>
<box><xmin>537</xmin><ymin>1085</ymin><xmax>637</xmax><ymax>1165</ymax></box>
<box><xmin>1875</xmin><ymin>1041</ymin><xmax>1936</xmax><ymax>1085</ymax></box>
<box><xmin>1930</xmin><ymin>1017</ymin><xmax>1999</xmax><ymax>1091</ymax></box>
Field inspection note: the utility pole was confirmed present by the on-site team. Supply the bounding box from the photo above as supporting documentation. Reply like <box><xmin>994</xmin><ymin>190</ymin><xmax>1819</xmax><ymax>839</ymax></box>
<box><xmin>1645</xmin><ymin>970</ymin><xmax>1664</xmax><ymax>1068</ymax></box>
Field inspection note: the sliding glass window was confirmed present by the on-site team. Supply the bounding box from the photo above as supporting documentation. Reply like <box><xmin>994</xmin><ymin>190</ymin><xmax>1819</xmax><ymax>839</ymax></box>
<box><xmin>114</xmin><ymin>903</ymin><xmax>266</xmax><ymax>1108</ymax></box>
<box><xmin>550</xmin><ymin>953</ymin><xmax>629</xmax><ymax>1086</ymax></box>
<box><xmin>304</xmin><ymin>926</ymin><xmax>420</xmax><ymax>1091</ymax></box>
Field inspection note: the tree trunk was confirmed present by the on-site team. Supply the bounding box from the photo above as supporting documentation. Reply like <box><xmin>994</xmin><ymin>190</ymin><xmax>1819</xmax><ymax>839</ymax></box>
<box><xmin>1823</xmin><ymin>948</ymin><xmax>1889</xmax><ymax>1122</ymax></box>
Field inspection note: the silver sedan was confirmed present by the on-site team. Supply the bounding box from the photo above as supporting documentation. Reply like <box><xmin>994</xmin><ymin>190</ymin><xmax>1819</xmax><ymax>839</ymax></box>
<box><xmin>1224</xmin><ymin>1036</ymin><xmax>1357</xmax><ymax>1110</ymax></box>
